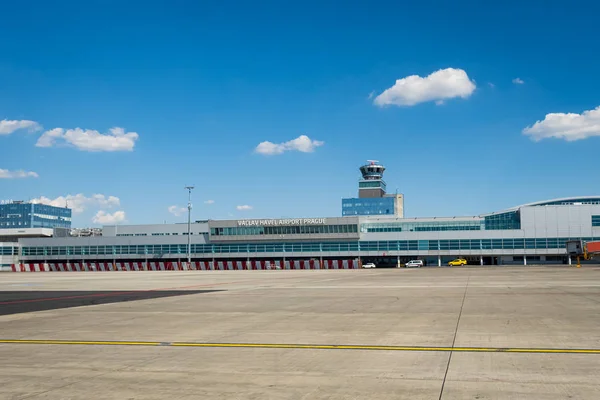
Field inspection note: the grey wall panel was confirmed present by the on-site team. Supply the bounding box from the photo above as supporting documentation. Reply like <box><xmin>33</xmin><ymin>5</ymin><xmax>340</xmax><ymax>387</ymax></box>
<box><xmin>102</xmin><ymin>223</ymin><xmax>209</xmax><ymax>237</ymax></box>
<box><xmin>19</xmin><ymin>234</ymin><xmax>209</xmax><ymax>247</ymax></box>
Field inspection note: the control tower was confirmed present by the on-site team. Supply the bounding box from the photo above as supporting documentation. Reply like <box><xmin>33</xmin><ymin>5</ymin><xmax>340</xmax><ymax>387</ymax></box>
<box><xmin>358</xmin><ymin>160</ymin><xmax>387</xmax><ymax>198</ymax></box>
<box><xmin>341</xmin><ymin>160</ymin><xmax>404</xmax><ymax>217</ymax></box>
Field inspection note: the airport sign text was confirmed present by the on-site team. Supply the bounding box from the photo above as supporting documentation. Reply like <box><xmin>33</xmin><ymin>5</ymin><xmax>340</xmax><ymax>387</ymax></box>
<box><xmin>237</xmin><ymin>218</ymin><xmax>326</xmax><ymax>227</ymax></box>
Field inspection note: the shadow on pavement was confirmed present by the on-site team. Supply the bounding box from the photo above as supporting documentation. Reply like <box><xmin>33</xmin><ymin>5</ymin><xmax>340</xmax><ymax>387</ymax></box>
<box><xmin>0</xmin><ymin>290</ymin><xmax>223</xmax><ymax>315</ymax></box>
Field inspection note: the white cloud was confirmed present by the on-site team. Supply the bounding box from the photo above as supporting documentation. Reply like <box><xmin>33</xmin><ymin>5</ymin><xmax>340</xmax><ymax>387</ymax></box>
<box><xmin>168</xmin><ymin>205</ymin><xmax>187</xmax><ymax>217</ymax></box>
<box><xmin>236</xmin><ymin>205</ymin><xmax>253</xmax><ymax>211</ymax></box>
<box><xmin>0</xmin><ymin>119</ymin><xmax>42</xmax><ymax>135</ymax></box>
<box><xmin>523</xmin><ymin>106</ymin><xmax>600</xmax><ymax>142</ymax></box>
<box><xmin>367</xmin><ymin>91</ymin><xmax>375</xmax><ymax>100</ymax></box>
<box><xmin>512</xmin><ymin>78</ymin><xmax>525</xmax><ymax>85</ymax></box>
<box><xmin>0</xmin><ymin>169</ymin><xmax>39</xmax><ymax>179</ymax></box>
<box><xmin>488</xmin><ymin>82</ymin><xmax>496</xmax><ymax>88</ymax></box>
<box><xmin>204</xmin><ymin>199</ymin><xmax>215</xmax><ymax>204</ymax></box>
<box><xmin>92</xmin><ymin>210</ymin><xmax>126</xmax><ymax>224</ymax></box>
<box><xmin>36</xmin><ymin>127</ymin><xmax>139</xmax><ymax>152</ymax></box>
<box><xmin>373</xmin><ymin>68</ymin><xmax>476</xmax><ymax>107</ymax></box>
<box><xmin>255</xmin><ymin>135</ymin><xmax>324</xmax><ymax>155</ymax></box>
<box><xmin>31</xmin><ymin>194</ymin><xmax>120</xmax><ymax>214</ymax></box>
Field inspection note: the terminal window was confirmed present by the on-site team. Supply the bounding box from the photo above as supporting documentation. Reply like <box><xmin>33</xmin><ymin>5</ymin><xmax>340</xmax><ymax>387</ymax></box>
<box><xmin>533</xmin><ymin>199</ymin><xmax>600</xmax><ymax>206</ymax></box>
<box><xmin>593</xmin><ymin>215</ymin><xmax>600</xmax><ymax>227</ymax></box>
<box><xmin>362</xmin><ymin>220</ymin><xmax>482</xmax><ymax>233</ymax></box>
<box><xmin>484</xmin><ymin>211</ymin><xmax>521</xmax><ymax>230</ymax></box>
<box><xmin>21</xmin><ymin>236</ymin><xmax>600</xmax><ymax>257</ymax></box>
<box><xmin>0</xmin><ymin>246</ymin><xmax>18</xmax><ymax>255</ymax></box>
<box><xmin>211</xmin><ymin>224</ymin><xmax>358</xmax><ymax>236</ymax></box>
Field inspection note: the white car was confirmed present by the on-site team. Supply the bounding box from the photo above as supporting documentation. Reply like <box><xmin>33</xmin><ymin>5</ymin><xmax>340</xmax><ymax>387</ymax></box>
<box><xmin>362</xmin><ymin>263</ymin><xmax>377</xmax><ymax>269</ymax></box>
<box><xmin>405</xmin><ymin>260</ymin><xmax>423</xmax><ymax>268</ymax></box>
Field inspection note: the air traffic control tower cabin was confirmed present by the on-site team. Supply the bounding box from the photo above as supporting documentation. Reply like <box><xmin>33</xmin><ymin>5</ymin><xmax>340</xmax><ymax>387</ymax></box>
<box><xmin>342</xmin><ymin>161</ymin><xmax>404</xmax><ymax>217</ymax></box>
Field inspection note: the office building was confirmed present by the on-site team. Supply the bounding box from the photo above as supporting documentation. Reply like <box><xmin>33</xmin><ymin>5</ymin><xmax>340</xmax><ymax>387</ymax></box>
<box><xmin>0</xmin><ymin>201</ymin><xmax>72</xmax><ymax>229</ymax></box>
<box><xmin>342</xmin><ymin>160</ymin><xmax>404</xmax><ymax>217</ymax></box>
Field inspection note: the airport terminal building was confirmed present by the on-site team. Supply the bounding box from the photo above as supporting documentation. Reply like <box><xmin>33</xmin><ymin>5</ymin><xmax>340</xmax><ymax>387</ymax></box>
<box><xmin>2</xmin><ymin>162</ymin><xmax>600</xmax><ymax>270</ymax></box>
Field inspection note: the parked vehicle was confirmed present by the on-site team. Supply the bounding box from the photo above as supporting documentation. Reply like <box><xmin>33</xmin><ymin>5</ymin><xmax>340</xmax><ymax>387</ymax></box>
<box><xmin>448</xmin><ymin>258</ymin><xmax>468</xmax><ymax>266</ymax></box>
<box><xmin>405</xmin><ymin>260</ymin><xmax>423</xmax><ymax>268</ymax></box>
<box><xmin>362</xmin><ymin>262</ymin><xmax>377</xmax><ymax>269</ymax></box>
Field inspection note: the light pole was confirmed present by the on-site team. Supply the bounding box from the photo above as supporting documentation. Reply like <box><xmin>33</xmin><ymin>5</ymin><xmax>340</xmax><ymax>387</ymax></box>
<box><xmin>185</xmin><ymin>186</ymin><xmax>195</xmax><ymax>269</ymax></box>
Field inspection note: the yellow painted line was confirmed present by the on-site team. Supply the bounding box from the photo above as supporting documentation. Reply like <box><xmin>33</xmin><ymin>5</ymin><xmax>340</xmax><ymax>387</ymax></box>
<box><xmin>0</xmin><ymin>339</ymin><xmax>161</xmax><ymax>346</ymax></box>
<box><xmin>1</xmin><ymin>339</ymin><xmax>599</xmax><ymax>354</ymax></box>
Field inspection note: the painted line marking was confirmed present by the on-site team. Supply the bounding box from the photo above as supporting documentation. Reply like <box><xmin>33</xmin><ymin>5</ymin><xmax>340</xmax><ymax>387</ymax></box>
<box><xmin>0</xmin><ymin>339</ymin><xmax>599</xmax><ymax>354</ymax></box>
<box><xmin>257</xmin><ymin>284</ymin><xmax>600</xmax><ymax>289</ymax></box>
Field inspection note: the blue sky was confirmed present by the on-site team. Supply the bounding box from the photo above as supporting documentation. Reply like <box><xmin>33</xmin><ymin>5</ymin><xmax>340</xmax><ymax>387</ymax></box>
<box><xmin>1</xmin><ymin>0</ymin><xmax>599</xmax><ymax>226</ymax></box>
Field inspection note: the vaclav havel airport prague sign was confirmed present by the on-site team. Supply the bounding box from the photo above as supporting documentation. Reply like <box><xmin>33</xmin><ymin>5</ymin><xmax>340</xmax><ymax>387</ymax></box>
<box><xmin>237</xmin><ymin>218</ymin><xmax>327</xmax><ymax>227</ymax></box>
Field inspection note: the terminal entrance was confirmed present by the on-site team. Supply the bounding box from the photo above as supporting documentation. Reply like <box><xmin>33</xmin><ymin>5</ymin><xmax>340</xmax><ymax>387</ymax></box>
<box><xmin>363</xmin><ymin>255</ymin><xmax>495</xmax><ymax>267</ymax></box>
<box><xmin>361</xmin><ymin>257</ymin><xmax>399</xmax><ymax>268</ymax></box>
<box><xmin>481</xmin><ymin>256</ymin><xmax>497</xmax><ymax>265</ymax></box>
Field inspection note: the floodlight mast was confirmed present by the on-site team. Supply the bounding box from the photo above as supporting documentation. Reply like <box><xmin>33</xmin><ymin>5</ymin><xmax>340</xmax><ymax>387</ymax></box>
<box><xmin>185</xmin><ymin>186</ymin><xmax>195</xmax><ymax>269</ymax></box>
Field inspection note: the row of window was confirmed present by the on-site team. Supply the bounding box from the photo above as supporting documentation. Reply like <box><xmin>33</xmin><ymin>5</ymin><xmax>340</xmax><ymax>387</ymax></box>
<box><xmin>32</xmin><ymin>213</ymin><xmax>72</xmax><ymax>222</ymax></box>
<box><xmin>358</xmin><ymin>181</ymin><xmax>386</xmax><ymax>189</ymax></box>
<box><xmin>344</xmin><ymin>202</ymin><xmax>392</xmax><ymax>208</ymax></box>
<box><xmin>211</xmin><ymin>224</ymin><xmax>359</xmax><ymax>236</ymax></box>
<box><xmin>343</xmin><ymin>209</ymin><xmax>393</xmax><ymax>216</ymax></box>
<box><xmin>0</xmin><ymin>219</ymin><xmax>71</xmax><ymax>228</ymax></box>
<box><xmin>483</xmin><ymin>211</ymin><xmax>521</xmax><ymax>230</ymax></box>
<box><xmin>362</xmin><ymin>220</ymin><xmax>482</xmax><ymax>232</ymax></box>
<box><xmin>534</xmin><ymin>199</ymin><xmax>600</xmax><ymax>206</ymax></box>
<box><xmin>0</xmin><ymin>214</ymin><xmax>24</xmax><ymax>218</ymax></box>
<box><xmin>592</xmin><ymin>215</ymin><xmax>600</xmax><ymax>227</ymax></box>
<box><xmin>0</xmin><ymin>246</ymin><xmax>18</xmax><ymax>255</ymax></box>
<box><xmin>116</xmin><ymin>232</ymin><xmax>199</xmax><ymax>237</ymax></box>
<box><xmin>19</xmin><ymin>237</ymin><xmax>599</xmax><ymax>257</ymax></box>
<box><xmin>0</xmin><ymin>221</ymin><xmax>27</xmax><ymax>227</ymax></box>
<box><xmin>341</xmin><ymin>200</ymin><xmax>394</xmax><ymax>215</ymax></box>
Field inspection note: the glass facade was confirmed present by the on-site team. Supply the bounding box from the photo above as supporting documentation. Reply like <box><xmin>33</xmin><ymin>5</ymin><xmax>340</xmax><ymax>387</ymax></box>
<box><xmin>593</xmin><ymin>215</ymin><xmax>600</xmax><ymax>227</ymax></box>
<box><xmin>0</xmin><ymin>203</ymin><xmax>71</xmax><ymax>229</ymax></box>
<box><xmin>20</xmin><ymin>236</ymin><xmax>600</xmax><ymax>257</ymax></box>
<box><xmin>483</xmin><ymin>211</ymin><xmax>521</xmax><ymax>230</ymax></box>
<box><xmin>342</xmin><ymin>197</ymin><xmax>395</xmax><ymax>216</ymax></box>
<box><xmin>531</xmin><ymin>198</ymin><xmax>600</xmax><ymax>206</ymax></box>
<box><xmin>211</xmin><ymin>224</ymin><xmax>358</xmax><ymax>236</ymax></box>
<box><xmin>361</xmin><ymin>220</ymin><xmax>482</xmax><ymax>232</ymax></box>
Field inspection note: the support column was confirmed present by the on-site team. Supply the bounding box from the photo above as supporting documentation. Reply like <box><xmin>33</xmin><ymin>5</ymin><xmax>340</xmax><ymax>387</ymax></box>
<box><xmin>524</xmin><ymin>255</ymin><xmax>527</xmax><ymax>266</ymax></box>
<box><xmin>397</xmin><ymin>255</ymin><xmax>400</xmax><ymax>268</ymax></box>
<box><xmin>437</xmin><ymin>255</ymin><xmax>441</xmax><ymax>267</ymax></box>
<box><xmin>568</xmin><ymin>255</ymin><xmax>572</xmax><ymax>265</ymax></box>
<box><xmin>480</xmin><ymin>255</ymin><xmax>483</xmax><ymax>266</ymax></box>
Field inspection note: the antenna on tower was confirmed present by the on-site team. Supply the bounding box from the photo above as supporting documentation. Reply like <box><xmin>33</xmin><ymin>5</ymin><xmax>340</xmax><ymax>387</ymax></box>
<box><xmin>367</xmin><ymin>159</ymin><xmax>379</xmax><ymax>165</ymax></box>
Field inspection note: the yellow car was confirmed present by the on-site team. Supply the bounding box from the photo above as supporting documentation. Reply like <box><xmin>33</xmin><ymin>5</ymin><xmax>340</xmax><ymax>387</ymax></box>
<box><xmin>448</xmin><ymin>258</ymin><xmax>467</xmax><ymax>266</ymax></box>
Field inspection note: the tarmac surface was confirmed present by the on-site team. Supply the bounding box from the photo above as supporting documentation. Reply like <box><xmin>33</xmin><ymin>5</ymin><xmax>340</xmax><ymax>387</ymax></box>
<box><xmin>1</xmin><ymin>266</ymin><xmax>600</xmax><ymax>399</ymax></box>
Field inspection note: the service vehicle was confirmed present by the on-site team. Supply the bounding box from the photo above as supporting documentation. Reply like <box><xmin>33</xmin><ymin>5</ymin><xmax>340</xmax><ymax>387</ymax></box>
<box><xmin>405</xmin><ymin>260</ymin><xmax>423</xmax><ymax>268</ymax></box>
